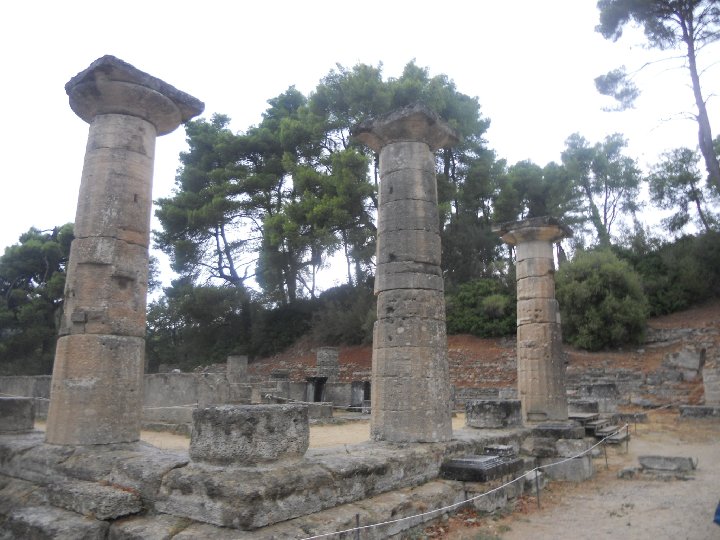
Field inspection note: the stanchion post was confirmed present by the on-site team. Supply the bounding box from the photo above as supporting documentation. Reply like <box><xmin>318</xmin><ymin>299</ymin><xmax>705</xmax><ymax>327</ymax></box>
<box><xmin>355</xmin><ymin>513</ymin><xmax>361</xmax><ymax>540</ymax></box>
<box><xmin>535</xmin><ymin>470</ymin><xmax>541</xmax><ymax>509</ymax></box>
<box><xmin>604</xmin><ymin>440</ymin><xmax>609</xmax><ymax>470</ymax></box>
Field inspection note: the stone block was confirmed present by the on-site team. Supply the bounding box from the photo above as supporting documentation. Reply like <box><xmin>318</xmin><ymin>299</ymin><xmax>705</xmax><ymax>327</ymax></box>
<box><xmin>61</xmin><ymin>237</ymin><xmax>148</xmax><ymax>337</ymax></box>
<box><xmin>517</xmin><ymin>298</ymin><xmax>559</xmax><ymax>325</ymax></box>
<box><xmin>568</xmin><ymin>399</ymin><xmax>600</xmax><ymax>413</ymax></box>
<box><xmin>377</xmin><ymin>138</ymin><xmax>438</xmax><ymax>173</ymax></box>
<box><xmin>515</xmin><ymin>239</ymin><xmax>554</xmax><ymax>262</ymax></box>
<box><xmin>376</xmin><ymin>289</ymin><xmax>445</xmax><ymax>321</ymax></box>
<box><xmin>515</xmin><ymin>257</ymin><xmax>554</xmax><ymax>279</ymax></box>
<box><xmin>378</xmin><ymin>167</ymin><xmax>438</xmax><ymax>205</ymax></box>
<box><xmin>470</xmin><ymin>486</ymin><xmax>508</xmax><ymax>514</ymax></box>
<box><xmin>189</xmin><ymin>404</ymin><xmax>309</xmax><ymax>465</ymax></box>
<box><xmin>703</xmin><ymin>365</ymin><xmax>720</xmax><ymax>405</ymax></box>
<box><xmin>377</xmin><ymin>198</ymin><xmax>439</xmax><ymax>233</ymax></box>
<box><xmin>377</xmin><ymin>229</ymin><xmax>441</xmax><ymax>266</ymax></box>
<box><xmin>439</xmin><ymin>455</ymin><xmax>525</xmax><ymax>482</ymax></box>
<box><xmin>516</xmin><ymin>275</ymin><xmax>555</xmax><ymax>300</ymax></box>
<box><xmin>3</xmin><ymin>505</ymin><xmax>109</xmax><ymax>539</ymax></box>
<box><xmin>679</xmin><ymin>405</ymin><xmax>720</xmax><ymax>418</ymax></box>
<box><xmin>45</xmin><ymin>334</ymin><xmax>144</xmax><ymax>445</ymax></box>
<box><xmin>531</xmin><ymin>421</ymin><xmax>585</xmax><ymax>440</ymax></box>
<box><xmin>465</xmin><ymin>399</ymin><xmax>522</xmax><ymax>428</ymax></box>
<box><xmin>523</xmin><ymin>470</ymin><xmax>546</xmax><ymax>493</ymax></box>
<box><xmin>373</xmin><ymin>317</ymin><xmax>447</xmax><ymax>349</ymax></box>
<box><xmin>374</xmin><ymin>268</ymin><xmax>444</xmax><ymax>293</ymax></box>
<box><xmin>555</xmin><ymin>438</ymin><xmax>591</xmax><ymax>458</ymax></box>
<box><xmin>539</xmin><ymin>455</ymin><xmax>593</xmax><ymax>482</ymax></box>
<box><xmin>47</xmin><ymin>480</ymin><xmax>142</xmax><ymax>520</ymax></box>
<box><xmin>664</xmin><ymin>348</ymin><xmax>704</xmax><ymax>371</ymax></box>
<box><xmin>0</xmin><ymin>397</ymin><xmax>34</xmax><ymax>433</ymax></box>
<box><xmin>639</xmin><ymin>455</ymin><xmax>697</xmax><ymax>472</ymax></box>
<box><xmin>307</xmin><ymin>402</ymin><xmax>333</xmax><ymax>419</ymax></box>
<box><xmin>142</xmin><ymin>405</ymin><xmax>193</xmax><ymax>424</ymax></box>
<box><xmin>108</xmin><ymin>514</ymin><xmax>190</xmax><ymax>540</ymax></box>
<box><xmin>520</xmin><ymin>437</ymin><xmax>557</xmax><ymax>458</ymax></box>
<box><xmin>226</xmin><ymin>355</ymin><xmax>247</xmax><ymax>383</ymax></box>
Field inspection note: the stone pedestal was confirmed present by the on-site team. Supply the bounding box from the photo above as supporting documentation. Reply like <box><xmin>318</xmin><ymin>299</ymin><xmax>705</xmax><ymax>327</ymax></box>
<box><xmin>226</xmin><ymin>355</ymin><xmax>248</xmax><ymax>383</ymax></box>
<box><xmin>494</xmin><ymin>217</ymin><xmax>572</xmax><ymax>423</ymax></box>
<box><xmin>189</xmin><ymin>405</ymin><xmax>309</xmax><ymax>465</ymax></box>
<box><xmin>316</xmin><ymin>347</ymin><xmax>339</xmax><ymax>381</ymax></box>
<box><xmin>353</xmin><ymin>105</ymin><xmax>458</xmax><ymax>442</ymax></box>
<box><xmin>46</xmin><ymin>56</ymin><xmax>203</xmax><ymax>445</ymax></box>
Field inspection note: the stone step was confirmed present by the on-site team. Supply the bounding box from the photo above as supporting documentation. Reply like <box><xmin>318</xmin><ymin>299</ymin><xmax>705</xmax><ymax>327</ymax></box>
<box><xmin>2</xmin><ymin>505</ymin><xmax>109</xmax><ymax>539</ymax></box>
<box><xmin>568</xmin><ymin>412</ymin><xmax>599</xmax><ymax>424</ymax></box>
<box><xmin>604</xmin><ymin>431</ymin><xmax>630</xmax><ymax>445</ymax></box>
<box><xmin>595</xmin><ymin>424</ymin><xmax>623</xmax><ymax>438</ymax></box>
<box><xmin>46</xmin><ymin>479</ymin><xmax>142</xmax><ymax>520</ymax></box>
<box><xmin>584</xmin><ymin>419</ymin><xmax>612</xmax><ymax>435</ymax></box>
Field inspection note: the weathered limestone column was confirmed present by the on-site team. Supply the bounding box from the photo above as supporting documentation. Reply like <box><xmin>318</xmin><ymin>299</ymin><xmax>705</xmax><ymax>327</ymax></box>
<box><xmin>46</xmin><ymin>56</ymin><xmax>203</xmax><ymax>445</ymax></box>
<box><xmin>494</xmin><ymin>217</ymin><xmax>572</xmax><ymax>423</ymax></box>
<box><xmin>353</xmin><ymin>105</ymin><xmax>458</xmax><ymax>442</ymax></box>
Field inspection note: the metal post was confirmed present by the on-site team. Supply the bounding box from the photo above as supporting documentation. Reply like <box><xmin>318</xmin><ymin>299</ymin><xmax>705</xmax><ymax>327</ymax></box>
<box><xmin>355</xmin><ymin>513</ymin><xmax>361</xmax><ymax>540</ymax></box>
<box><xmin>535</xmin><ymin>470</ymin><xmax>541</xmax><ymax>509</ymax></box>
<box><xmin>604</xmin><ymin>441</ymin><xmax>609</xmax><ymax>470</ymax></box>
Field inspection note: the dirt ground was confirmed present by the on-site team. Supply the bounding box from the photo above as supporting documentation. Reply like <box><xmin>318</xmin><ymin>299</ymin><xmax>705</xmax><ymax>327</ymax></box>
<box><xmin>425</xmin><ymin>410</ymin><xmax>720</xmax><ymax>540</ymax></box>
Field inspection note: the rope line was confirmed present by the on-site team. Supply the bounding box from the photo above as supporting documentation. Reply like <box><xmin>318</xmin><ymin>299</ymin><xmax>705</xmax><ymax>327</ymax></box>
<box><xmin>299</xmin><ymin>423</ymin><xmax>630</xmax><ymax>540</ymax></box>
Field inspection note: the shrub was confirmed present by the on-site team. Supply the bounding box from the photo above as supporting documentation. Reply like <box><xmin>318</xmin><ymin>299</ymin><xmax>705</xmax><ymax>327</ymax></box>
<box><xmin>446</xmin><ymin>278</ymin><xmax>516</xmax><ymax>337</ymax></box>
<box><xmin>556</xmin><ymin>249</ymin><xmax>648</xmax><ymax>351</ymax></box>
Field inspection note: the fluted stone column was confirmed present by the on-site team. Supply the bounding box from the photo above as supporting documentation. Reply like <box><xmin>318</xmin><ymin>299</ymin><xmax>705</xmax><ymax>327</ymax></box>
<box><xmin>494</xmin><ymin>217</ymin><xmax>572</xmax><ymax>423</ymax></box>
<box><xmin>353</xmin><ymin>105</ymin><xmax>458</xmax><ymax>442</ymax></box>
<box><xmin>46</xmin><ymin>56</ymin><xmax>203</xmax><ymax>445</ymax></box>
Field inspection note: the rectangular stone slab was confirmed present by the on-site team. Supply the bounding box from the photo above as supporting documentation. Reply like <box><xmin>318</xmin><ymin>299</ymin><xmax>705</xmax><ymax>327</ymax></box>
<box><xmin>439</xmin><ymin>455</ymin><xmax>524</xmax><ymax>482</ymax></box>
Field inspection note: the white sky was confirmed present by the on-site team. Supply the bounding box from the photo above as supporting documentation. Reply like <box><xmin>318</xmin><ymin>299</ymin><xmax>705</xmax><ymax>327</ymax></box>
<box><xmin>2</xmin><ymin>1</ymin><xmax>719</xmax><ymax>288</ymax></box>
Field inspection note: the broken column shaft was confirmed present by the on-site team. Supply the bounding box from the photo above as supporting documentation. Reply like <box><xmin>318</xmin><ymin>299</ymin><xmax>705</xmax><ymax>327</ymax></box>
<box><xmin>354</xmin><ymin>105</ymin><xmax>458</xmax><ymax>442</ymax></box>
<box><xmin>46</xmin><ymin>56</ymin><xmax>203</xmax><ymax>445</ymax></box>
<box><xmin>494</xmin><ymin>217</ymin><xmax>572</xmax><ymax>423</ymax></box>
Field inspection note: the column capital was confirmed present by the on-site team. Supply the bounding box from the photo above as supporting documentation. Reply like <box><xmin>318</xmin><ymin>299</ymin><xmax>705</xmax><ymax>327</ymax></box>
<box><xmin>493</xmin><ymin>216</ymin><xmax>573</xmax><ymax>245</ymax></box>
<box><xmin>66</xmin><ymin>55</ymin><xmax>204</xmax><ymax>135</ymax></box>
<box><xmin>352</xmin><ymin>104</ymin><xmax>460</xmax><ymax>152</ymax></box>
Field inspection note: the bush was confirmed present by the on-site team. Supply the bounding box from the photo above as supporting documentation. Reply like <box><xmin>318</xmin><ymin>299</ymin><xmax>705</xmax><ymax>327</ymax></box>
<box><xmin>446</xmin><ymin>278</ymin><xmax>516</xmax><ymax>337</ymax></box>
<box><xmin>310</xmin><ymin>283</ymin><xmax>376</xmax><ymax>345</ymax></box>
<box><xmin>556</xmin><ymin>250</ymin><xmax>648</xmax><ymax>351</ymax></box>
<box><xmin>616</xmin><ymin>230</ymin><xmax>720</xmax><ymax>316</ymax></box>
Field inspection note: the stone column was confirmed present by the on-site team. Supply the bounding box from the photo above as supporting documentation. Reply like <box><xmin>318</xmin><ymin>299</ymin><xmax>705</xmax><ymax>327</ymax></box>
<box><xmin>46</xmin><ymin>56</ymin><xmax>203</xmax><ymax>445</ymax></box>
<box><xmin>353</xmin><ymin>105</ymin><xmax>458</xmax><ymax>442</ymax></box>
<box><xmin>494</xmin><ymin>217</ymin><xmax>572</xmax><ymax>423</ymax></box>
<box><xmin>316</xmin><ymin>347</ymin><xmax>339</xmax><ymax>381</ymax></box>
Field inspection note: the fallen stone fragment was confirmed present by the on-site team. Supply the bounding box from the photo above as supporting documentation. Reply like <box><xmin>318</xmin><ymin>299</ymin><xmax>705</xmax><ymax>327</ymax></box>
<box><xmin>638</xmin><ymin>455</ymin><xmax>697</xmax><ymax>472</ymax></box>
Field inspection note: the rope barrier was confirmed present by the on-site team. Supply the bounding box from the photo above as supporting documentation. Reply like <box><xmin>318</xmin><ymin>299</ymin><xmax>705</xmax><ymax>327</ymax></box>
<box><xmin>299</xmin><ymin>423</ymin><xmax>630</xmax><ymax>540</ymax></box>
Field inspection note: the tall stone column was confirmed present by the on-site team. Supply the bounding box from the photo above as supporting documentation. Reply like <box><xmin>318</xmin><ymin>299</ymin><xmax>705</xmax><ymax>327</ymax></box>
<box><xmin>494</xmin><ymin>217</ymin><xmax>572</xmax><ymax>423</ymax></box>
<box><xmin>46</xmin><ymin>56</ymin><xmax>203</xmax><ymax>445</ymax></box>
<box><xmin>353</xmin><ymin>105</ymin><xmax>458</xmax><ymax>442</ymax></box>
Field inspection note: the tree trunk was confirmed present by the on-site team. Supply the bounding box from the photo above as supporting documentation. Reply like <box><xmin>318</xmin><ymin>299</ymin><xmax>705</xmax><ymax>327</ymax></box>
<box><xmin>683</xmin><ymin>17</ymin><xmax>720</xmax><ymax>192</ymax></box>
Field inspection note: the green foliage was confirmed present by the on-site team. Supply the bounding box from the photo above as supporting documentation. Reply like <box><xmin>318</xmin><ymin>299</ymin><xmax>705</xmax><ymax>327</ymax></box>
<box><xmin>561</xmin><ymin>133</ymin><xmax>641</xmax><ymax>246</ymax></box>
<box><xmin>309</xmin><ymin>283</ymin><xmax>376</xmax><ymax>345</ymax></box>
<box><xmin>616</xmin><ymin>230</ymin><xmax>720</xmax><ymax>316</ymax></box>
<box><xmin>0</xmin><ymin>224</ymin><xmax>73</xmax><ymax>374</ymax></box>
<box><xmin>446</xmin><ymin>278</ymin><xmax>517</xmax><ymax>338</ymax></box>
<box><xmin>556</xmin><ymin>249</ymin><xmax>648</xmax><ymax>350</ymax></box>
<box><xmin>146</xmin><ymin>279</ymin><xmax>251</xmax><ymax>371</ymax></box>
<box><xmin>647</xmin><ymin>147</ymin><xmax>718</xmax><ymax>233</ymax></box>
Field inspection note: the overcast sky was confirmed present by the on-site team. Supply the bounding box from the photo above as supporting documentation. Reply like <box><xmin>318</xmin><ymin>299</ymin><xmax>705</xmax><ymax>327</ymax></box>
<box><xmin>2</xmin><ymin>1</ymin><xmax>719</xmax><ymax>287</ymax></box>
